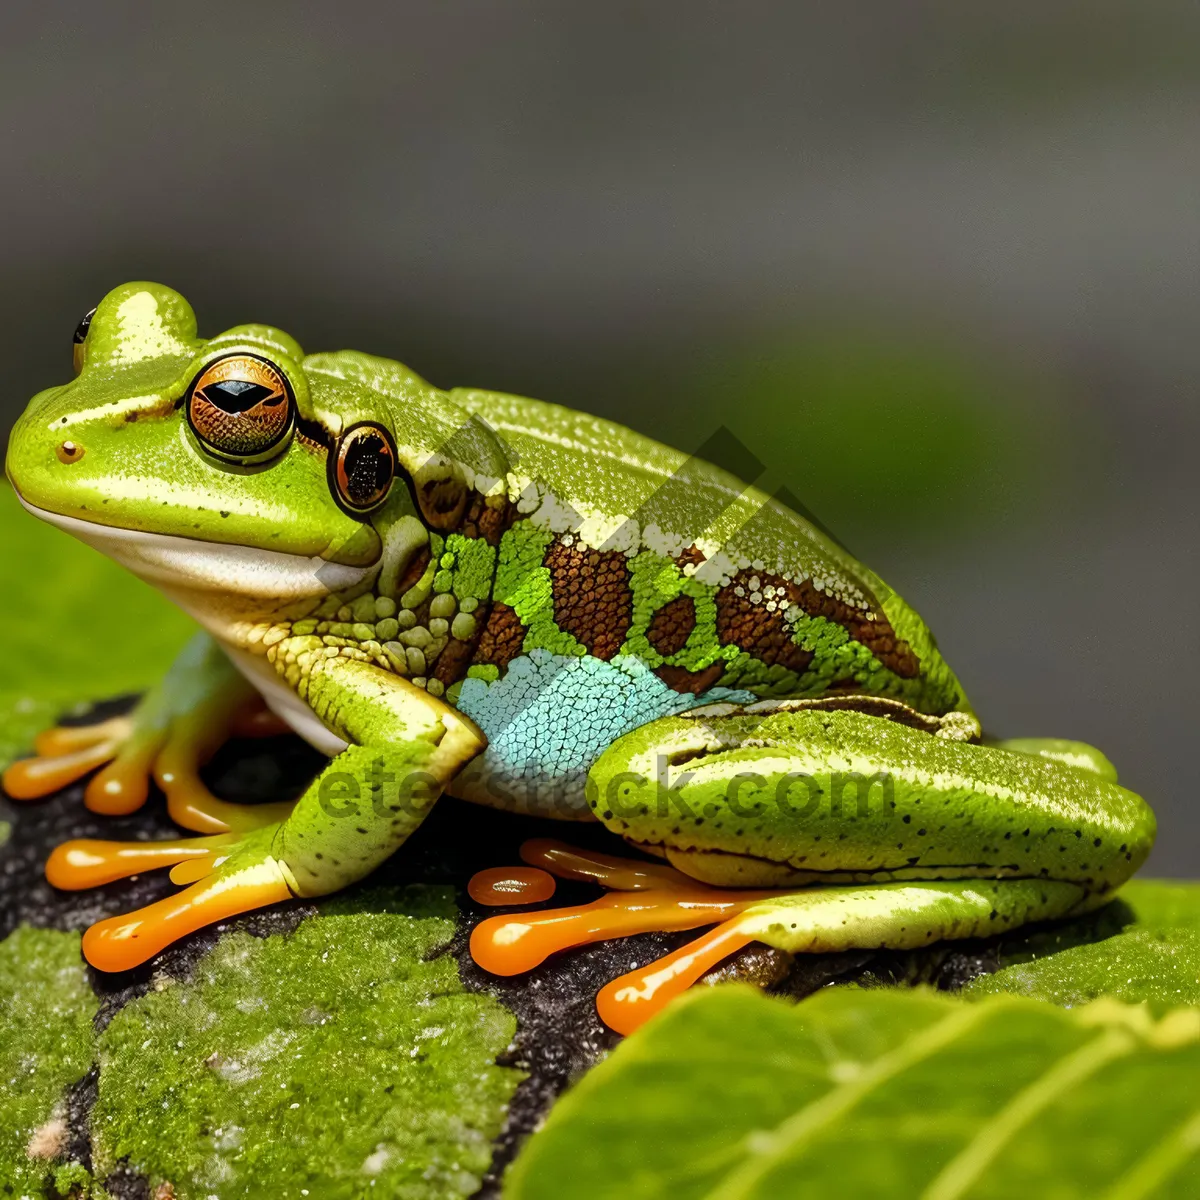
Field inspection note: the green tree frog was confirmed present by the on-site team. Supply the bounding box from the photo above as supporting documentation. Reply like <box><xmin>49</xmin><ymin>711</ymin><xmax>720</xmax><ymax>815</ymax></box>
<box><xmin>3</xmin><ymin>283</ymin><xmax>1154</xmax><ymax>1033</ymax></box>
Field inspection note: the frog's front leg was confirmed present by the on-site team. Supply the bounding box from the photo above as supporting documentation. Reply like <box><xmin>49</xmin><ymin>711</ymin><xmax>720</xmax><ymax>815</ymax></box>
<box><xmin>471</xmin><ymin>703</ymin><xmax>1154</xmax><ymax>1033</ymax></box>
<box><xmin>48</xmin><ymin>656</ymin><xmax>484</xmax><ymax>971</ymax></box>
<box><xmin>2</xmin><ymin>631</ymin><xmax>291</xmax><ymax>832</ymax></box>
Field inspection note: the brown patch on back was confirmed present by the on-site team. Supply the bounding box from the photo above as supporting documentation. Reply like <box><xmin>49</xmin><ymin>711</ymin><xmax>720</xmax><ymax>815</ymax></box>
<box><xmin>655</xmin><ymin>662</ymin><xmax>725</xmax><ymax>695</ymax></box>
<box><xmin>472</xmin><ymin>602</ymin><xmax>527</xmax><ymax>670</ymax></box>
<box><xmin>713</xmin><ymin>568</ymin><xmax>919</xmax><ymax>680</ymax></box>
<box><xmin>543</xmin><ymin>538</ymin><xmax>633</xmax><ymax>662</ymax></box>
<box><xmin>676</xmin><ymin>544</ymin><xmax>707</xmax><ymax>570</ymax></box>
<box><xmin>789</xmin><ymin>578</ymin><xmax>919</xmax><ymax>678</ymax></box>
<box><xmin>715</xmin><ymin>570</ymin><xmax>815</xmax><ymax>674</ymax></box>
<box><xmin>646</xmin><ymin>595</ymin><xmax>697</xmax><ymax>657</ymax></box>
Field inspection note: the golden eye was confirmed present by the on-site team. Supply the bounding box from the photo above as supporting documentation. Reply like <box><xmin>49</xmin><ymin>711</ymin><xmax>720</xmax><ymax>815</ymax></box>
<box><xmin>72</xmin><ymin>306</ymin><xmax>96</xmax><ymax>375</ymax></box>
<box><xmin>185</xmin><ymin>353</ymin><xmax>295</xmax><ymax>464</ymax></box>
<box><xmin>332</xmin><ymin>423</ymin><xmax>396</xmax><ymax>514</ymax></box>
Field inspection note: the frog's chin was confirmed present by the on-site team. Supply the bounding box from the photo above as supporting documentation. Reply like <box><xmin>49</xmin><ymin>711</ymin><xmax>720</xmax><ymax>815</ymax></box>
<box><xmin>16</xmin><ymin>495</ymin><xmax>372</xmax><ymax>603</ymax></box>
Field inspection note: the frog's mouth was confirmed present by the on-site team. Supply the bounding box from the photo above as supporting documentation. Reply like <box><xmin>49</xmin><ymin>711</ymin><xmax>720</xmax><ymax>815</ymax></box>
<box><xmin>15</xmin><ymin>495</ymin><xmax>372</xmax><ymax>602</ymax></box>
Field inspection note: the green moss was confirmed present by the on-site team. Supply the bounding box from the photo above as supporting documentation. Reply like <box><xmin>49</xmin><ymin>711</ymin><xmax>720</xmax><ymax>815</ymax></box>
<box><xmin>54</xmin><ymin>1161</ymin><xmax>93</xmax><ymax>1195</ymax></box>
<box><xmin>92</xmin><ymin>887</ymin><xmax>521</xmax><ymax>1199</ymax></box>
<box><xmin>0</xmin><ymin>927</ymin><xmax>98</xmax><ymax>1195</ymax></box>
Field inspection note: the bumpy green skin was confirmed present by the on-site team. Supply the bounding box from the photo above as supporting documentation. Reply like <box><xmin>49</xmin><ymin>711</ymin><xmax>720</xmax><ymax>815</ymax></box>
<box><xmin>589</xmin><ymin>707</ymin><xmax>1154</xmax><ymax>947</ymax></box>
<box><xmin>3</xmin><ymin>282</ymin><xmax>1156</xmax><ymax>955</ymax></box>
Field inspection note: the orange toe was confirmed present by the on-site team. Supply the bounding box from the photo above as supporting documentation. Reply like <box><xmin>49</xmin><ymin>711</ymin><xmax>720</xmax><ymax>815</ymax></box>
<box><xmin>468</xmin><ymin>886</ymin><xmax>768</xmax><ymax>977</ymax></box>
<box><xmin>519</xmin><ymin>838</ymin><xmax>694</xmax><ymax>891</ymax></box>
<box><xmin>3</xmin><ymin>740</ymin><xmax>121</xmax><ymax>800</ymax></box>
<box><xmin>84</xmin><ymin>748</ymin><xmax>158</xmax><ymax>815</ymax></box>
<box><xmin>468</xmin><ymin>867</ymin><xmax>557</xmax><ymax>906</ymax></box>
<box><xmin>162</xmin><ymin>781</ymin><xmax>297</xmax><ymax>836</ymax></box>
<box><xmin>469</xmin><ymin>840</ymin><xmax>790</xmax><ymax>1035</ymax></box>
<box><xmin>81</xmin><ymin>860</ymin><xmax>293</xmax><ymax>972</ymax></box>
<box><xmin>33</xmin><ymin>716</ymin><xmax>132</xmax><ymax>757</ymax></box>
<box><xmin>596</xmin><ymin>919</ymin><xmax>753</xmax><ymax>1035</ymax></box>
<box><xmin>45</xmin><ymin>835</ymin><xmax>232</xmax><ymax>890</ymax></box>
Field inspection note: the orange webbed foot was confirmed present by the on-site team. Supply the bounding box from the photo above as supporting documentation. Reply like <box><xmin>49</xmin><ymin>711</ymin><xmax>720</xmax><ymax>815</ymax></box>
<box><xmin>2</xmin><ymin>693</ymin><xmax>294</xmax><ymax>831</ymax></box>
<box><xmin>468</xmin><ymin>839</ymin><xmax>789</xmax><ymax>1034</ymax></box>
<box><xmin>48</xmin><ymin>820</ymin><xmax>294</xmax><ymax>972</ymax></box>
<box><xmin>3</xmin><ymin>716</ymin><xmax>136</xmax><ymax>806</ymax></box>
<box><xmin>81</xmin><ymin>854</ymin><xmax>294</xmax><ymax>972</ymax></box>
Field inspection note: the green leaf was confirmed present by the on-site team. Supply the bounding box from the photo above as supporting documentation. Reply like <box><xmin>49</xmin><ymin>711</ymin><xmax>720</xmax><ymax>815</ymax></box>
<box><xmin>0</xmin><ymin>927</ymin><xmax>99</xmax><ymax>1192</ymax></box>
<box><xmin>92</xmin><ymin>887</ymin><xmax>522</xmax><ymax>1199</ymax></box>
<box><xmin>964</xmin><ymin>879</ymin><xmax>1200</xmax><ymax>1012</ymax></box>
<box><xmin>0</xmin><ymin>481</ymin><xmax>194</xmax><ymax>768</ymax></box>
<box><xmin>505</xmin><ymin>984</ymin><xmax>1200</xmax><ymax>1200</ymax></box>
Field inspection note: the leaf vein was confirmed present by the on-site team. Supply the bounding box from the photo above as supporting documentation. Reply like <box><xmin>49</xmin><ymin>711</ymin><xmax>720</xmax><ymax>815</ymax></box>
<box><xmin>701</xmin><ymin>1002</ymin><xmax>997</xmax><ymax>1200</ymax></box>
<box><xmin>1102</xmin><ymin>1105</ymin><xmax>1200</xmax><ymax>1200</ymax></box>
<box><xmin>922</xmin><ymin>1026</ymin><xmax>1135</xmax><ymax>1200</ymax></box>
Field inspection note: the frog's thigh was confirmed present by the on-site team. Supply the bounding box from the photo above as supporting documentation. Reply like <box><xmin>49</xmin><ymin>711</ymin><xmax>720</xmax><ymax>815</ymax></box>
<box><xmin>739</xmin><ymin>878</ymin><xmax>1100</xmax><ymax>954</ymax></box>
<box><xmin>992</xmin><ymin>736</ymin><xmax>1118</xmax><ymax>782</ymax></box>
<box><xmin>585</xmin><ymin>707</ymin><xmax>1143</xmax><ymax>891</ymax></box>
<box><xmin>586</xmin><ymin>710</ymin><xmax>815</xmax><ymax>886</ymax></box>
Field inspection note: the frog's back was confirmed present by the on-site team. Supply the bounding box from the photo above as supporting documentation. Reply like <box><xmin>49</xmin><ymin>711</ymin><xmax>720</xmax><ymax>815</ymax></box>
<box><xmin>451</xmin><ymin>387</ymin><xmax>968</xmax><ymax>718</ymax></box>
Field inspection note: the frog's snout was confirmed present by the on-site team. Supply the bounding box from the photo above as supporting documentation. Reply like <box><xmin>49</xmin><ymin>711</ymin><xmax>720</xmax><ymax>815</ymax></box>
<box><xmin>55</xmin><ymin>439</ymin><xmax>85</xmax><ymax>464</ymax></box>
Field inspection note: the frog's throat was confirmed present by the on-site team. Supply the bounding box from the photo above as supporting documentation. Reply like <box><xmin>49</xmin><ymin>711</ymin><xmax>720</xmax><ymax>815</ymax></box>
<box><xmin>16</xmin><ymin>496</ymin><xmax>372</xmax><ymax>606</ymax></box>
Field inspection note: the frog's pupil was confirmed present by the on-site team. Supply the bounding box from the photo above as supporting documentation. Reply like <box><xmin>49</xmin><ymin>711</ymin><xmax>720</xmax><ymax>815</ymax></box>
<box><xmin>199</xmin><ymin>380</ymin><xmax>277</xmax><ymax>413</ymax></box>
<box><xmin>73</xmin><ymin>307</ymin><xmax>96</xmax><ymax>345</ymax></box>
<box><xmin>344</xmin><ymin>434</ymin><xmax>389</xmax><ymax>504</ymax></box>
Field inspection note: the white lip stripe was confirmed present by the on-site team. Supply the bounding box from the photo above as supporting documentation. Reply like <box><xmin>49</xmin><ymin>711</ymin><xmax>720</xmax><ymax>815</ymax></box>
<box><xmin>16</xmin><ymin>495</ymin><xmax>372</xmax><ymax>599</ymax></box>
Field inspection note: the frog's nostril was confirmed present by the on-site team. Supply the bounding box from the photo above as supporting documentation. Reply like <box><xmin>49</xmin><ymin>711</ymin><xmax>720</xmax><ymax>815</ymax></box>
<box><xmin>56</xmin><ymin>440</ymin><xmax>84</xmax><ymax>464</ymax></box>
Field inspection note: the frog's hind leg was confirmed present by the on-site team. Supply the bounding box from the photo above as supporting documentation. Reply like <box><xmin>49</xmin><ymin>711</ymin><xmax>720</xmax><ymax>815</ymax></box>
<box><xmin>468</xmin><ymin>703</ymin><xmax>1150</xmax><ymax>1034</ymax></box>
<box><xmin>598</xmin><ymin>876</ymin><xmax>1098</xmax><ymax>1034</ymax></box>
<box><xmin>2</xmin><ymin>632</ymin><xmax>290</xmax><ymax>826</ymax></box>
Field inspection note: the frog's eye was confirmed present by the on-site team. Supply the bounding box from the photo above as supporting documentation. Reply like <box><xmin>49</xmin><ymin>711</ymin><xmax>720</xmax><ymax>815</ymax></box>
<box><xmin>185</xmin><ymin>353</ymin><xmax>296</xmax><ymax>465</ymax></box>
<box><xmin>332</xmin><ymin>423</ymin><xmax>396</xmax><ymax>515</ymax></box>
<box><xmin>72</xmin><ymin>306</ymin><xmax>96</xmax><ymax>375</ymax></box>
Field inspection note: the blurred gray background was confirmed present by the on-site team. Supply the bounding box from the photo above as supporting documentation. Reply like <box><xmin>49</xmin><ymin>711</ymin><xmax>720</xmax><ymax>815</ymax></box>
<box><xmin>0</xmin><ymin>2</ymin><xmax>1195</xmax><ymax>873</ymax></box>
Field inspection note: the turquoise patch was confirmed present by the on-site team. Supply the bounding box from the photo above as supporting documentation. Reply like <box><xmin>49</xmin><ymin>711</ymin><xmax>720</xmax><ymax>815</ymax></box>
<box><xmin>455</xmin><ymin>650</ymin><xmax>753</xmax><ymax>790</ymax></box>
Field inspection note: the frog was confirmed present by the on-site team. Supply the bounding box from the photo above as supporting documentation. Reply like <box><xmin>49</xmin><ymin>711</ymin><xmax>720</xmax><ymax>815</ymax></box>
<box><xmin>3</xmin><ymin>282</ymin><xmax>1155</xmax><ymax>1033</ymax></box>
